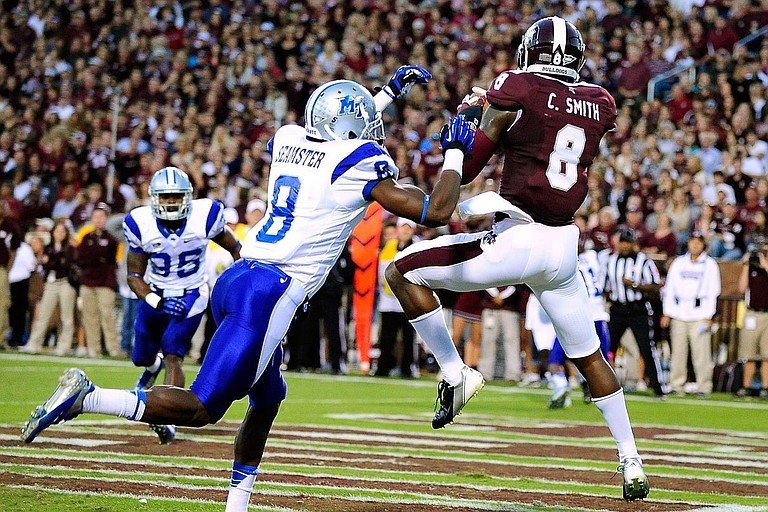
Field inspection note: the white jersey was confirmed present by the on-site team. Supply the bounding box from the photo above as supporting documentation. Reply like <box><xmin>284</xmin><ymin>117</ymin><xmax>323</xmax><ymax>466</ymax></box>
<box><xmin>240</xmin><ymin>124</ymin><xmax>397</xmax><ymax>297</ymax></box>
<box><xmin>123</xmin><ymin>198</ymin><xmax>225</xmax><ymax>292</ymax></box>
<box><xmin>578</xmin><ymin>249</ymin><xmax>609</xmax><ymax>322</ymax></box>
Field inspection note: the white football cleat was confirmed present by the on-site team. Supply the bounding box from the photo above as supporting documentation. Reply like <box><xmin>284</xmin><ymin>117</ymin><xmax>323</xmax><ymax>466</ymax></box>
<box><xmin>432</xmin><ymin>365</ymin><xmax>485</xmax><ymax>429</ymax></box>
<box><xmin>619</xmin><ymin>456</ymin><xmax>650</xmax><ymax>501</ymax></box>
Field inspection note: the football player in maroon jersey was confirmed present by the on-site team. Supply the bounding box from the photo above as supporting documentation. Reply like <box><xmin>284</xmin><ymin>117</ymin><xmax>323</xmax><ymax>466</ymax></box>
<box><xmin>386</xmin><ymin>16</ymin><xmax>649</xmax><ymax>501</ymax></box>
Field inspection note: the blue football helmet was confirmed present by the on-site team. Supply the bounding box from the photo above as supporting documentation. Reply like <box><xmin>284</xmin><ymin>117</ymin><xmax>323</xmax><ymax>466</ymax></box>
<box><xmin>149</xmin><ymin>167</ymin><xmax>193</xmax><ymax>221</ymax></box>
<box><xmin>304</xmin><ymin>80</ymin><xmax>385</xmax><ymax>142</ymax></box>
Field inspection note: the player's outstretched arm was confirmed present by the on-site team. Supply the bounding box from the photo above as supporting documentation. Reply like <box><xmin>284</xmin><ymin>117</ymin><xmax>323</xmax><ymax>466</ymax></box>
<box><xmin>454</xmin><ymin>85</ymin><xmax>519</xmax><ymax>185</ymax></box>
<box><xmin>373</xmin><ymin>64</ymin><xmax>432</xmax><ymax>112</ymax></box>
<box><xmin>212</xmin><ymin>226</ymin><xmax>241</xmax><ymax>260</ymax></box>
<box><xmin>370</xmin><ymin>116</ymin><xmax>474</xmax><ymax>227</ymax></box>
<box><xmin>460</xmin><ymin>104</ymin><xmax>518</xmax><ymax>185</ymax></box>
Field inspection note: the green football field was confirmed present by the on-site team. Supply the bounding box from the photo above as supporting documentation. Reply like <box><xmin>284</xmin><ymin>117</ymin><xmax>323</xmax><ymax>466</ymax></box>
<box><xmin>1</xmin><ymin>353</ymin><xmax>767</xmax><ymax>511</ymax></box>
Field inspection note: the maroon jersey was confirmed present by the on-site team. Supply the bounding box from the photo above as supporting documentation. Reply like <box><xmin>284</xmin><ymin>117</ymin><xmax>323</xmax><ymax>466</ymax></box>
<box><xmin>486</xmin><ymin>71</ymin><xmax>617</xmax><ymax>226</ymax></box>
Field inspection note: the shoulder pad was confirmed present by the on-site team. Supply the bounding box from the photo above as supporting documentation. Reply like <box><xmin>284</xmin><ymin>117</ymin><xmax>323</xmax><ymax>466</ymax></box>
<box><xmin>486</xmin><ymin>71</ymin><xmax>529</xmax><ymax>111</ymax></box>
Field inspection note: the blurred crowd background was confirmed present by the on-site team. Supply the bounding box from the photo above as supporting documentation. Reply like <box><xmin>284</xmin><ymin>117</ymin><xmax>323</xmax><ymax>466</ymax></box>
<box><xmin>2</xmin><ymin>0</ymin><xmax>768</xmax><ymax>396</ymax></box>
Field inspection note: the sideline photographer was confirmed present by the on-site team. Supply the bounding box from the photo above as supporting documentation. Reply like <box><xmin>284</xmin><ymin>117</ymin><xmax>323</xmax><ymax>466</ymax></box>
<box><xmin>736</xmin><ymin>240</ymin><xmax>768</xmax><ymax>398</ymax></box>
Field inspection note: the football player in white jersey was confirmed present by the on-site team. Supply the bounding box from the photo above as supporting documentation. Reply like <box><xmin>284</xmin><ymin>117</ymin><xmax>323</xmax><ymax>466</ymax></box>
<box><xmin>121</xmin><ymin>167</ymin><xmax>241</xmax><ymax>443</ymax></box>
<box><xmin>22</xmin><ymin>65</ymin><xmax>475</xmax><ymax>512</ymax></box>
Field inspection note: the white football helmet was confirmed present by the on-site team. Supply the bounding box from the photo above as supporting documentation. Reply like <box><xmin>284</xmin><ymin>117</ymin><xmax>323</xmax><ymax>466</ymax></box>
<box><xmin>149</xmin><ymin>167</ymin><xmax>193</xmax><ymax>221</ymax></box>
<box><xmin>304</xmin><ymin>80</ymin><xmax>385</xmax><ymax>142</ymax></box>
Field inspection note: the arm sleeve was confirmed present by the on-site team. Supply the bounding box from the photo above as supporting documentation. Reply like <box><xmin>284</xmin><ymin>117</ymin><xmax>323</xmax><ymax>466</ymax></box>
<box><xmin>331</xmin><ymin>142</ymin><xmax>399</xmax><ymax>202</ymax></box>
<box><xmin>122</xmin><ymin>213</ymin><xmax>145</xmax><ymax>254</ymax></box>
<box><xmin>205</xmin><ymin>200</ymin><xmax>226</xmax><ymax>238</ymax></box>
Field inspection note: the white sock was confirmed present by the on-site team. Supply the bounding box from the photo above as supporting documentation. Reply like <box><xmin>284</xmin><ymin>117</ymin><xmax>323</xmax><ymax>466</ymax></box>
<box><xmin>82</xmin><ymin>388</ymin><xmax>146</xmax><ymax>421</ymax></box>
<box><xmin>225</xmin><ymin>462</ymin><xmax>259</xmax><ymax>512</ymax></box>
<box><xmin>410</xmin><ymin>308</ymin><xmax>464</xmax><ymax>385</ymax></box>
<box><xmin>592</xmin><ymin>389</ymin><xmax>638</xmax><ymax>461</ymax></box>
<box><xmin>551</xmin><ymin>371</ymin><xmax>568</xmax><ymax>392</ymax></box>
<box><xmin>147</xmin><ymin>354</ymin><xmax>163</xmax><ymax>373</ymax></box>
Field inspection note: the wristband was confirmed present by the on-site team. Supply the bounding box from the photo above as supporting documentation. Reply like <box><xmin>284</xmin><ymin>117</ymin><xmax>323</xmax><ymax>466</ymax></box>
<box><xmin>442</xmin><ymin>148</ymin><xmax>464</xmax><ymax>177</ymax></box>
<box><xmin>127</xmin><ymin>271</ymin><xmax>143</xmax><ymax>279</ymax></box>
<box><xmin>419</xmin><ymin>195</ymin><xmax>431</xmax><ymax>224</ymax></box>
<box><xmin>145</xmin><ymin>292</ymin><xmax>162</xmax><ymax>309</ymax></box>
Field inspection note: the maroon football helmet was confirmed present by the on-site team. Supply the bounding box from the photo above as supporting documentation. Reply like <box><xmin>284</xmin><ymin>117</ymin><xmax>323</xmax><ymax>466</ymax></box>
<box><xmin>517</xmin><ymin>16</ymin><xmax>585</xmax><ymax>81</ymax></box>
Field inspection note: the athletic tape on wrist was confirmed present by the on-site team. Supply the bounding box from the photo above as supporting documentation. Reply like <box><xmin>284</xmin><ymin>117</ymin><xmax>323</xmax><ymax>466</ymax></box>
<box><xmin>442</xmin><ymin>148</ymin><xmax>464</xmax><ymax>177</ymax></box>
<box><xmin>145</xmin><ymin>292</ymin><xmax>162</xmax><ymax>309</ymax></box>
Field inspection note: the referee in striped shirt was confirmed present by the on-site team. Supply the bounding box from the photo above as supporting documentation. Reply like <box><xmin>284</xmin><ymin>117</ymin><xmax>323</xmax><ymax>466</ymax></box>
<box><xmin>603</xmin><ymin>228</ymin><xmax>667</xmax><ymax>397</ymax></box>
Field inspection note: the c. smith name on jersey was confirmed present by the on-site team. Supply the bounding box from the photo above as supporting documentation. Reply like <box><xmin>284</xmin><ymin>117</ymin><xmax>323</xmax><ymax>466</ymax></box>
<box><xmin>546</xmin><ymin>92</ymin><xmax>601</xmax><ymax>121</ymax></box>
<box><xmin>273</xmin><ymin>145</ymin><xmax>326</xmax><ymax>168</ymax></box>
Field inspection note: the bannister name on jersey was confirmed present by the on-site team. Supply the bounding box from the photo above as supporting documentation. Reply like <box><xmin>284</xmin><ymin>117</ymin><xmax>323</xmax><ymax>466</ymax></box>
<box><xmin>273</xmin><ymin>145</ymin><xmax>326</xmax><ymax>168</ymax></box>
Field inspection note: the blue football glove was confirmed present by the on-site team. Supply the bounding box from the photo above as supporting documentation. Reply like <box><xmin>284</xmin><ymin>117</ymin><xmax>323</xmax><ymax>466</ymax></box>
<box><xmin>159</xmin><ymin>297</ymin><xmax>188</xmax><ymax>318</ymax></box>
<box><xmin>439</xmin><ymin>116</ymin><xmax>475</xmax><ymax>155</ymax></box>
<box><xmin>383</xmin><ymin>65</ymin><xmax>432</xmax><ymax>100</ymax></box>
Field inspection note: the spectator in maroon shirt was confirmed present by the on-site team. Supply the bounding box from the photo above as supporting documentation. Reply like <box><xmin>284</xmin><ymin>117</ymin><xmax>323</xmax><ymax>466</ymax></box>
<box><xmin>602</xmin><ymin>1</ymin><xmax>632</xmax><ymax>40</ymax></box>
<box><xmin>20</xmin><ymin>186</ymin><xmax>52</xmax><ymax>233</ymax></box>
<box><xmin>76</xmin><ymin>203</ymin><xmax>120</xmax><ymax>357</ymax></box>
<box><xmin>0</xmin><ymin>183</ymin><xmax>22</xmax><ymax>223</ymax></box>
<box><xmin>667</xmin><ymin>84</ymin><xmax>694</xmax><ymax>126</ymax></box>
<box><xmin>642</xmin><ymin>212</ymin><xmax>678</xmax><ymax>261</ymax></box>
<box><xmin>727</xmin><ymin>158</ymin><xmax>753</xmax><ymax>204</ymax></box>
<box><xmin>688</xmin><ymin>19</ymin><xmax>710</xmax><ymax>63</ymax></box>
<box><xmin>619</xmin><ymin>203</ymin><xmax>650</xmax><ymax>245</ymax></box>
<box><xmin>616</xmin><ymin>45</ymin><xmax>652</xmax><ymax>104</ymax></box>
<box><xmin>738</xmin><ymin>185</ymin><xmax>763</xmax><ymax>231</ymax></box>
<box><xmin>711</xmin><ymin>200</ymin><xmax>746</xmax><ymax>260</ymax></box>
<box><xmin>70</xmin><ymin>183</ymin><xmax>103</xmax><ymax>230</ymax></box>
<box><xmin>589</xmin><ymin>206</ymin><xmax>618</xmax><ymax>252</ymax></box>
<box><xmin>342</xmin><ymin>42</ymin><xmax>369</xmax><ymax>75</ymax></box>
<box><xmin>707</xmin><ymin>17</ymin><xmax>739</xmax><ymax>54</ymax></box>
<box><xmin>637</xmin><ymin>173</ymin><xmax>659</xmax><ymax>217</ymax></box>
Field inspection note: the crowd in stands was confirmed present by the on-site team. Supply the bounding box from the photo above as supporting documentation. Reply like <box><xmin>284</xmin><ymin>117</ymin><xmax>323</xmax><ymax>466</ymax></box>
<box><xmin>1</xmin><ymin>1</ymin><xmax>768</xmax><ymax>393</ymax></box>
